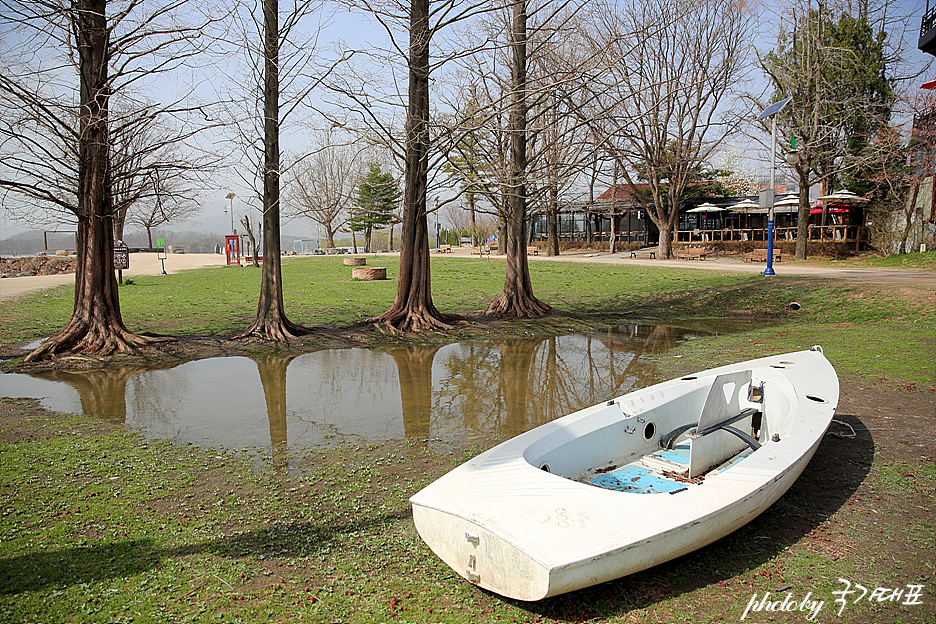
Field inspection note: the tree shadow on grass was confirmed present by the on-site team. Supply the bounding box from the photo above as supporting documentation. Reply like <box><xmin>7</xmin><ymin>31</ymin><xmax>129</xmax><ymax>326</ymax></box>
<box><xmin>512</xmin><ymin>413</ymin><xmax>874</xmax><ymax>622</ymax></box>
<box><xmin>0</xmin><ymin>510</ymin><xmax>408</xmax><ymax>595</ymax></box>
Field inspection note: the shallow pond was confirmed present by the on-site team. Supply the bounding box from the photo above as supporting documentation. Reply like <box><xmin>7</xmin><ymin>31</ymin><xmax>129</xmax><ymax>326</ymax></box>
<box><xmin>1</xmin><ymin>322</ymin><xmax>747</xmax><ymax>453</ymax></box>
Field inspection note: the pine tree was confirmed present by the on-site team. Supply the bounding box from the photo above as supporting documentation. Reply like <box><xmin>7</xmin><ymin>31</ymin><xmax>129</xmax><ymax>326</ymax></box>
<box><xmin>349</xmin><ymin>164</ymin><xmax>401</xmax><ymax>253</ymax></box>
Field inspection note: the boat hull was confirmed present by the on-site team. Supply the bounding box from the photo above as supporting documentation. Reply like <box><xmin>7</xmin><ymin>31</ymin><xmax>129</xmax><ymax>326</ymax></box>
<box><xmin>411</xmin><ymin>348</ymin><xmax>839</xmax><ymax>600</ymax></box>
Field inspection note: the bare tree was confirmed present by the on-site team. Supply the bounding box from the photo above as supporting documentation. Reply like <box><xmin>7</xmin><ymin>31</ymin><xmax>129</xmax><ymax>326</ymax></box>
<box><xmin>522</xmin><ymin>3</ymin><xmax>599</xmax><ymax>257</ymax></box>
<box><xmin>327</xmin><ymin>0</ymin><xmax>499</xmax><ymax>333</ymax></box>
<box><xmin>221</xmin><ymin>0</ymin><xmax>346</xmax><ymax>341</ymax></box>
<box><xmin>286</xmin><ymin>128</ymin><xmax>367</xmax><ymax>248</ymax></box>
<box><xmin>486</xmin><ymin>0</ymin><xmax>551</xmax><ymax>316</ymax></box>
<box><xmin>235</xmin><ymin>0</ymin><xmax>313</xmax><ymax>341</ymax></box>
<box><xmin>574</xmin><ymin>0</ymin><xmax>752</xmax><ymax>259</ymax></box>
<box><xmin>0</xmin><ymin>0</ymin><xmax>215</xmax><ymax>361</ymax></box>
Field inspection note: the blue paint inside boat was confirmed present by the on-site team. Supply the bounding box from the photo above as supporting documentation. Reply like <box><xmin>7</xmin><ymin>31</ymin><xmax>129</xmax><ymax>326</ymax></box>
<box><xmin>654</xmin><ymin>443</ymin><xmax>690</xmax><ymax>465</ymax></box>
<box><xmin>589</xmin><ymin>442</ymin><xmax>693</xmax><ymax>494</ymax></box>
<box><xmin>590</xmin><ymin>465</ymin><xmax>689</xmax><ymax>494</ymax></box>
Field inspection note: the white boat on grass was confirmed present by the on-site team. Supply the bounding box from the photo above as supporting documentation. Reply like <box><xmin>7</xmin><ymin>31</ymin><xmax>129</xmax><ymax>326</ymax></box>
<box><xmin>410</xmin><ymin>347</ymin><xmax>838</xmax><ymax>601</ymax></box>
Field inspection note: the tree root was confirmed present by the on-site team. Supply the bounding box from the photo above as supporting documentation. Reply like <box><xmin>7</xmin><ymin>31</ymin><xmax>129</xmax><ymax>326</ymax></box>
<box><xmin>363</xmin><ymin>307</ymin><xmax>454</xmax><ymax>336</ymax></box>
<box><xmin>24</xmin><ymin>321</ymin><xmax>173</xmax><ymax>363</ymax></box>
<box><xmin>234</xmin><ymin>317</ymin><xmax>311</xmax><ymax>344</ymax></box>
<box><xmin>485</xmin><ymin>293</ymin><xmax>552</xmax><ymax>318</ymax></box>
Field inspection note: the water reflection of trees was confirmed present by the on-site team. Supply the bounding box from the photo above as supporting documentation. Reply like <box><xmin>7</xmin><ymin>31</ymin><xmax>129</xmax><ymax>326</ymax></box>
<box><xmin>254</xmin><ymin>355</ymin><xmax>299</xmax><ymax>472</ymax></box>
<box><xmin>387</xmin><ymin>346</ymin><xmax>441</xmax><ymax>439</ymax></box>
<box><xmin>429</xmin><ymin>328</ymin><xmax>675</xmax><ymax>440</ymax></box>
<box><xmin>32</xmin><ymin>366</ymin><xmax>159</xmax><ymax>422</ymax></box>
<box><xmin>22</xmin><ymin>322</ymin><xmax>709</xmax><ymax>450</ymax></box>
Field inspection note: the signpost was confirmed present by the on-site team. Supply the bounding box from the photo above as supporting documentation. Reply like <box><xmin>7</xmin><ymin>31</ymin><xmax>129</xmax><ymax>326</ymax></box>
<box><xmin>114</xmin><ymin>241</ymin><xmax>129</xmax><ymax>284</ymax></box>
<box><xmin>156</xmin><ymin>238</ymin><xmax>168</xmax><ymax>275</ymax></box>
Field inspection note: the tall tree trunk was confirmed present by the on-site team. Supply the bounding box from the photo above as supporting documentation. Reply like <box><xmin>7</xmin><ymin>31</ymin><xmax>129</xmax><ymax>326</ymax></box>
<box><xmin>26</xmin><ymin>0</ymin><xmax>162</xmax><ymax>362</ymax></box>
<box><xmin>487</xmin><ymin>0</ymin><xmax>550</xmax><ymax>318</ymax></box>
<box><xmin>469</xmin><ymin>195</ymin><xmax>477</xmax><ymax>247</ymax></box>
<box><xmin>237</xmin><ymin>0</ymin><xmax>307</xmax><ymax>342</ymax></box>
<box><xmin>794</xmin><ymin>166</ymin><xmax>810</xmax><ymax>260</ymax></box>
<box><xmin>497</xmin><ymin>213</ymin><xmax>508</xmax><ymax>254</ymax></box>
<box><xmin>368</xmin><ymin>0</ymin><xmax>451</xmax><ymax>333</ymax></box>
<box><xmin>546</xmin><ymin>184</ymin><xmax>559</xmax><ymax>256</ymax></box>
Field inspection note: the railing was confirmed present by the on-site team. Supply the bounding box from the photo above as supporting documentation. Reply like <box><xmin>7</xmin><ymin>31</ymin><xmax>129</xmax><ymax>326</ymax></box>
<box><xmin>922</xmin><ymin>2</ymin><xmax>936</xmax><ymax>39</ymax></box>
<box><xmin>531</xmin><ymin>230</ymin><xmax>648</xmax><ymax>244</ymax></box>
<box><xmin>675</xmin><ymin>226</ymin><xmax>867</xmax><ymax>246</ymax></box>
<box><xmin>532</xmin><ymin>226</ymin><xmax>868</xmax><ymax>247</ymax></box>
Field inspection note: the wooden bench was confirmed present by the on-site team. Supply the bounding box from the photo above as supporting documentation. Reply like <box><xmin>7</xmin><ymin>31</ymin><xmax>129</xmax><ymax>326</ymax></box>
<box><xmin>436</xmin><ymin>245</ymin><xmax>452</xmax><ymax>253</ymax></box>
<box><xmin>677</xmin><ymin>247</ymin><xmax>706</xmax><ymax>261</ymax></box>
<box><xmin>745</xmin><ymin>248</ymin><xmax>781</xmax><ymax>263</ymax></box>
<box><xmin>630</xmin><ymin>251</ymin><xmax>656</xmax><ymax>259</ymax></box>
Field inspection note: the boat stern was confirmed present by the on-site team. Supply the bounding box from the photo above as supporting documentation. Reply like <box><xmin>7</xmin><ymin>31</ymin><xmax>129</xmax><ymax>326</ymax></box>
<box><xmin>410</xmin><ymin>501</ymin><xmax>552</xmax><ymax>601</ymax></box>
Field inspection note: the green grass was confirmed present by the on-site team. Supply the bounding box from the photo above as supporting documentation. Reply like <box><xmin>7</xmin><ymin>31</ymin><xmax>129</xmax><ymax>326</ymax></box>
<box><xmin>861</xmin><ymin>251</ymin><xmax>936</xmax><ymax>270</ymax></box>
<box><xmin>1</xmin><ymin>255</ymin><xmax>934</xmax><ymax>623</ymax></box>
<box><xmin>2</xmin><ymin>396</ymin><xmax>932</xmax><ymax>624</ymax></box>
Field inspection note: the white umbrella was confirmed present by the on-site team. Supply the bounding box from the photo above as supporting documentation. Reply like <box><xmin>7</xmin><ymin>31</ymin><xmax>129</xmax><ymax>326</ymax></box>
<box><xmin>729</xmin><ymin>199</ymin><xmax>759</xmax><ymax>210</ymax></box>
<box><xmin>686</xmin><ymin>202</ymin><xmax>726</xmax><ymax>213</ymax></box>
<box><xmin>772</xmin><ymin>194</ymin><xmax>801</xmax><ymax>207</ymax></box>
<box><xmin>816</xmin><ymin>189</ymin><xmax>868</xmax><ymax>203</ymax></box>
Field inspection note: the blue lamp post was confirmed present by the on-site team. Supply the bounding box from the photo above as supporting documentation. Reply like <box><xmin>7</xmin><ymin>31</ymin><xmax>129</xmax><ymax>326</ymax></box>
<box><xmin>756</xmin><ymin>97</ymin><xmax>792</xmax><ymax>276</ymax></box>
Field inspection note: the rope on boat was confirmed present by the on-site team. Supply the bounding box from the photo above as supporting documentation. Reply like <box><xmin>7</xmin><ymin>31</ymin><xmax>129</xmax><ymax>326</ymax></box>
<box><xmin>827</xmin><ymin>419</ymin><xmax>856</xmax><ymax>439</ymax></box>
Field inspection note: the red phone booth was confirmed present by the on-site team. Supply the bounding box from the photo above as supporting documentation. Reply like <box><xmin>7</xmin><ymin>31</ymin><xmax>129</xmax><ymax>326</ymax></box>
<box><xmin>224</xmin><ymin>234</ymin><xmax>240</xmax><ymax>266</ymax></box>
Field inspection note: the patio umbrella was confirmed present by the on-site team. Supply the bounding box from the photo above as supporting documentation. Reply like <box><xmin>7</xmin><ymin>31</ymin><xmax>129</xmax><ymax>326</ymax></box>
<box><xmin>730</xmin><ymin>199</ymin><xmax>759</xmax><ymax>210</ymax></box>
<box><xmin>686</xmin><ymin>202</ymin><xmax>726</xmax><ymax>212</ymax></box>
<box><xmin>816</xmin><ymin>189</ymin><xmax>869</xmax><ymax>203</ymax></box>
<box><xmin>772</xmin><ymin>194</ymin><xmax>801</xmax><ymax>207</ymax></box>
<box><xmin>729</xmin><ymin>198</ymin><xmax>759</xmax><ymax>230</ymax></box>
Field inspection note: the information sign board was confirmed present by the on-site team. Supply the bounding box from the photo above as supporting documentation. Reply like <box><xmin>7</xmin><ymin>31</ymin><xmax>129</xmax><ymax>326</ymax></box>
<box><xmin>114</xmin><ymin>243</ymin><xmax>130</xmax><ymax>270</ymax></box>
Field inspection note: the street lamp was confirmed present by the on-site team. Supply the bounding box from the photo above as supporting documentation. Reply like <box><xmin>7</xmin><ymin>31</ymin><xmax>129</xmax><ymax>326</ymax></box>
<box><xmin>756</xmin><ymin>97</ymin><xmax>792</xmax><ymax>277</ymax></box>
<box><xmin>225</xmin><ymin>192</ymin><xmax>236</xmax><ymax>234</ymax></box>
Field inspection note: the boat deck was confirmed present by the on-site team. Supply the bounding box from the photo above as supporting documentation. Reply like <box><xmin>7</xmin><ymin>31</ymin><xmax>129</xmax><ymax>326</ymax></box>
<box><xmin>583</xmin><ymin>442</ymin><xmax>752</xmax><ymax>494</ymax></box>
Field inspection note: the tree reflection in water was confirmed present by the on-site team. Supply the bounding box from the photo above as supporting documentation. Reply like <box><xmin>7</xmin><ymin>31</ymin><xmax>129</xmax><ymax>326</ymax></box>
<box><xmin>254</xmin><ymin>355</ymin><xmax>299</xmax><ymax>472</ymax></box>
<box><xmin>387</xmin><ymin>345</ymin><xmax>441</xmax><ymax>439</ymax></box>
<box><xmin>12</xmin><ymin>323</ymin><xmax>732</xmax><ymax>453</ymax></box>
<box><xmin>32</xmin><ymin>365</ymin><xmax>166</xmax><ymax>423</ymax></box>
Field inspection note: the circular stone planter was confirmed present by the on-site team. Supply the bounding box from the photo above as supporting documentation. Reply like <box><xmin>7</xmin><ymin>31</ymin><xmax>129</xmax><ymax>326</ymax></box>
<box><xmin>352</xmin><ymin>266</ymin><xmax>387</xmax><ymax>280</ymax></box>
<box><xmin>343</xmin><ymin>257</ymin><xmax>366</xmax><ymax>266</ymax></box>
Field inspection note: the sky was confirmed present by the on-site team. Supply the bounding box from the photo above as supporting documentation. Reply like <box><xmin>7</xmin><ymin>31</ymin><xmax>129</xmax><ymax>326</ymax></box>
<box><xmin>1</xmin><ymin>0</ymin><xmax>933</xmax><ymax>243</ymax></box>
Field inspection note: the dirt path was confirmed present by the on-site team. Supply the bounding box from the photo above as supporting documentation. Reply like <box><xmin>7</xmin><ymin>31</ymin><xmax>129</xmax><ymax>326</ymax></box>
<box><xmin>0</xmin><ymin>253</ymin><xmax>225</xmax><ymax>300</ymax></box>
<box><xmin>443</xmin><ymin>245</ymin><xmax>936</xmax><ymax>285</ymax></box>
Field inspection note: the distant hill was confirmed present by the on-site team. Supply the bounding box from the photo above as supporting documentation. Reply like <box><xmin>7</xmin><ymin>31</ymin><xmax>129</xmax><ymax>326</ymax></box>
<box><xmin>1</xmin><ymin>229</ymin><xmax>305</xmax><ymax>256</ymax></box>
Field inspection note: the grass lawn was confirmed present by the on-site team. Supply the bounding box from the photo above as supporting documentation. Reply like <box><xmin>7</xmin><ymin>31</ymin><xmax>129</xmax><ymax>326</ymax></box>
<box><xmin>1</xmin><ymin>255</ymin><xmax>933</xmax><ymax>623</ymax></box>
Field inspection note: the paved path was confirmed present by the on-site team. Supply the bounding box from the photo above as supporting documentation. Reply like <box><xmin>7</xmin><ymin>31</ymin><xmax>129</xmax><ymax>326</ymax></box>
<box><xmin>441</xmin><ymin>245</ymin><xmax>936</xmax><ymax>285</ymax></box>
